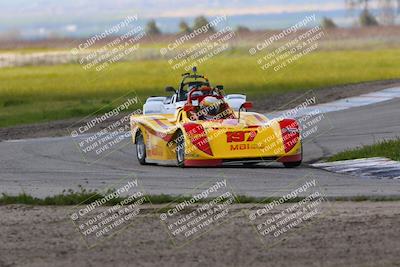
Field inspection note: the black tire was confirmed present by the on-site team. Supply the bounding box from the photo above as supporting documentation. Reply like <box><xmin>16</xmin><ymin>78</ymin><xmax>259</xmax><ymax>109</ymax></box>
<box><xmin>135</xmin><ymin>130</ymin><xmax>147</xmax><ymax>165</ymax></box>
<box><xmin>283</xmin><ymin>161</ymin><xmax>302</xmax><ymax>168</ymax></box>
<box><xmin>176</xmin><ymin>131</ymin><xmax>185</xmax><ymax>168</ymax></box>
<box><xmin>283</xmin><ymin>144</ymin><xmax>302</xmax><ymax>168</ymax></box>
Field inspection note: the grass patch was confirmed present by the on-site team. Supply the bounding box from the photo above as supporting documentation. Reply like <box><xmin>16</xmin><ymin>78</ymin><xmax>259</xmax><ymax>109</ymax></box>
<box><xmin>0</xmin><ymin>48</ymin><xmax>400</xmax><ymax>127</ymax></box>
<box><xmin>2</xmin><ymin>190</ymin><xmax>400</xmax><ymax>206</ymax></box>
<box><xmin>3</xmin><ymin>99</ymin><xmax>25</xmax><ymax>107</ymax></box>
<box><xmin>327</xmin><ymin>138</ymin><xmax>400</xmax><ymax>162</ymax></box>
<box><xmin>331</xmin><ymin>195</ymin><xmax>400</xmax><ymax>201</ymax></box>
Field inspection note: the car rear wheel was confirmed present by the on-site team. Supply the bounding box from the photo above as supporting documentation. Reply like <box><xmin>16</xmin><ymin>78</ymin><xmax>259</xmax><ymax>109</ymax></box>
<box><xmin>136</xmin><ymin>130</ymin><xmax>147</xmax><ymax>165</ymax></box>
<box><xmin>176</xmin><ymin>131</ymin><xmax>185</xmax><ymax>168</ymax></box>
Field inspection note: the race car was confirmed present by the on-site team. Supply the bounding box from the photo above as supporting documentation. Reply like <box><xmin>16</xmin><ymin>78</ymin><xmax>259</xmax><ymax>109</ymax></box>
<box><xmin>130</xmin><ymin>68</ymin><xmax>302</xmax><ymax>167</ymax></box>
<box><xmin>142</xmin><ymin>68</ymin><xmax>247</xmax><ymax>115</ymax></box>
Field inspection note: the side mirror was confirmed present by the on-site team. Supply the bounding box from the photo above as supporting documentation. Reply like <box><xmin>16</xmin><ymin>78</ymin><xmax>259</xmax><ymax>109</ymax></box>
<box><xmin>241</xmin><ymin>101</ymin><xmax>253</xmax><ymax>110</ymax></box>
<box><xmin>238</xmin><ymin>101</ymin><xmax>253</xmax><ymax>121</ymax></box>
<box><xmin>165</xmin><ymin>86</ymin><xmax>176</xmax><ymax>93</ymax></box>
<box><xmin>183</xmin><ymin>105</ymin><xmax>195</xmax><ymax>112</ymax></box>
<box><xmin>216</xmin><ymin>85</ymin><xmax>224</xmax><ymax>91</ymax></box>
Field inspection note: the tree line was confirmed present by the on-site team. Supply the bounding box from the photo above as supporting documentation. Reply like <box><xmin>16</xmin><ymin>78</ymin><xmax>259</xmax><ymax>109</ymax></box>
<box><xmin>145</xmin><ymin>15</ymin><xmax>249</xmax><ymax>35</ymax></box>
<box><xmin>146</xmin><ymin>1</ymin><xmax>400</xmax><ymax>34</ymax></box>
<box><xmin>323</xmin><ymin>0</ymin><xmax>399</xmax><ymax>28</ymax></box>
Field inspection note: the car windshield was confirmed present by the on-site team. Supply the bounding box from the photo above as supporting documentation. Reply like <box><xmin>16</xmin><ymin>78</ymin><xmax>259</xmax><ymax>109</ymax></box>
<box><xmin>178</xmin><ymin>82</ymin><xmax>210</xmax><ymax>101</ymax></box>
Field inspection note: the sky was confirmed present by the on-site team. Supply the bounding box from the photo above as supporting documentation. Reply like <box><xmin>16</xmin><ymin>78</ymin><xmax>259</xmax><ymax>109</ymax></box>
<box><xmin>1</xmin><ymin>0</ymin><xmax>349</xmax><ymax>18</ymax></box>
<box><xmin>0</xmin><ymin>0</ymin><xmax>388</xmax><ymax>38</ymax></box>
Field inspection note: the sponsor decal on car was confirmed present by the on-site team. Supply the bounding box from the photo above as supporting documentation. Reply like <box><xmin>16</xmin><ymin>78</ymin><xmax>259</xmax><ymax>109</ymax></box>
<box><xmin>230</xmin><ymin>143</ymin><xmax>267</xmax><ymax>151</ymax></box>
<box><xmin>226</xmin><ymin>131</ymin><xmax>258</xmax><ymax>143</ymax></box>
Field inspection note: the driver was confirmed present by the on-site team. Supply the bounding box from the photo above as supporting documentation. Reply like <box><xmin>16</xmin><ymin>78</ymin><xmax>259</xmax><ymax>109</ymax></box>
<box><xmin>198</xmin><ymin>96</ymin><xmax>222</xmax><ymax>120</ymax></box>
<box><xmin>179</xmin><ymin>84</ymin><xmax>203</xmax><ymax>101</ymax></box>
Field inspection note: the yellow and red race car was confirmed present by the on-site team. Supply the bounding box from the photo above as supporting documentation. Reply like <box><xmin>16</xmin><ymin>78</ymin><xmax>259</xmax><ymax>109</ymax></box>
<box><xmin>130</xmin><ymin>70</ymin><xmax>302</xmax><ymax>168</ymax></box>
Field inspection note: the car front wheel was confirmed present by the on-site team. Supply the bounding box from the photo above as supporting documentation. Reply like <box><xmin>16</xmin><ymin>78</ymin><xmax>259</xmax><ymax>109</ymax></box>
<box><xmin>176</xmin><ymin>131</ymin><xmax>185</xmax><ymax>167</ymax></box>
<box><xmin>136</xmin><ymin>130</ymin><xmax>147</xmax><ymax>165</ymax></box>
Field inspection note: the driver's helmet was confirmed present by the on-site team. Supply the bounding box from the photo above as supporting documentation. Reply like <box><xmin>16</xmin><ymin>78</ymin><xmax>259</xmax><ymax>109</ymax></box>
<box><xmin>199</xmin><ymin>96</ymin><xmax>221</xmax><ymax>118</ymax></box>
<box><xmin>189</xmin><ymin>84</ymin><xmax>199</xmax><ymax>91</ymax></box>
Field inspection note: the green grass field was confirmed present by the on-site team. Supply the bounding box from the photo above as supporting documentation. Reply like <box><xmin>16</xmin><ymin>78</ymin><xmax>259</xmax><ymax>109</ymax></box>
<box><xmin>328</xmin><ymin>138</ymin><xmax>400</xmax><ymax>162</ymax></box>
<box><xmin>1</xmin><ymin>48</ymin><xmax>400</xmax><ymax>127</ymax></box>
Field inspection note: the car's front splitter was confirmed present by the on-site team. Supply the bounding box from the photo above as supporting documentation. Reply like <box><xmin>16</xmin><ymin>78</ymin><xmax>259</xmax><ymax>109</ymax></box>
<box><xmin>184</xmin><ymin>159</ymin><xmax>223</xmax><ymax>167</ymax></box>
<box><xmin>184</xmin><ymin>153</ymin><xmax>301</xmax><ymax>167</ymax></box>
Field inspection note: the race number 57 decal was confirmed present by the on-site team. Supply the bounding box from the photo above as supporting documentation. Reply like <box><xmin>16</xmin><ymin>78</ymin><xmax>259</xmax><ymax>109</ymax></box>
<box><xmin>226</xmin><ymin>131</ymin><xmax>258</xmax><ymax>143</ymax></box>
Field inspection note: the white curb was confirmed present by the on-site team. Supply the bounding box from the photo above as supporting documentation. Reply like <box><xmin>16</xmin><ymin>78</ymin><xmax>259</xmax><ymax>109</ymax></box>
<box><xmin>266</xmin><ymin>87</ymin><xmax>400</xmax><ymax>119</ymax></box>
<box><xmin>312</xmin><ymin>157</ymin><xmax>400</xmax><ymax>179</ymax></box>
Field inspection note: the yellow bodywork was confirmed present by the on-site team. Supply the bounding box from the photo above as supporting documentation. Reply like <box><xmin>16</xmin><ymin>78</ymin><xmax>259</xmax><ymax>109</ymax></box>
<box><xmin>131</xmin><ymin>109</ymin><xmax>301</xmax><ymax>165</ymax></box>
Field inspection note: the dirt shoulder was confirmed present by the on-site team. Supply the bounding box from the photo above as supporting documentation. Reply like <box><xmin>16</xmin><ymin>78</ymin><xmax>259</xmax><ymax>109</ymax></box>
<box><xmin>1</xmin><ymin>79</ymin><xmax>400</xmax><ymax>141</ymax></box>
<box><xmin>0</xmin><ymin>202</ymin><xmax>399</xmax><ymax>267</ymax></box>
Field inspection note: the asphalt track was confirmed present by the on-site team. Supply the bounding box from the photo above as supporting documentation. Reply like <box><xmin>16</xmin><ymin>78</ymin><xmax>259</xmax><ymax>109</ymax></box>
<box><xmin>1</xmin><ymin>96</ymin><xmax>400</xmax><ymax>198</ymax></box>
